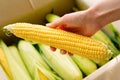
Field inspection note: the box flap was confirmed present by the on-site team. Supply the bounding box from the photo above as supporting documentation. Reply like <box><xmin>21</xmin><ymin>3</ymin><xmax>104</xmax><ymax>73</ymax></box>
<box><xmin>84</xmin><ymin>55</ymin><xmax>120</xmax><ymax>80</ymax></box>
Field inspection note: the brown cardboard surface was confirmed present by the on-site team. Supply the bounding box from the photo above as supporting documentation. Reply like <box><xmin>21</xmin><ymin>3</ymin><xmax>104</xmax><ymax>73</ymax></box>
<box><xmin>0</xmin><ymin>0</ymin><xmax>75</xmax><ymax>27</ymax></box>
<box><xmin>84</xmin><ymin>55</ymin><xmax>120</xmax><ymax>80</ymax></box>
<box><xmin>0</xmin><ymin>0</ymin><xmax>33</xmax><ymax>25</ymax></box>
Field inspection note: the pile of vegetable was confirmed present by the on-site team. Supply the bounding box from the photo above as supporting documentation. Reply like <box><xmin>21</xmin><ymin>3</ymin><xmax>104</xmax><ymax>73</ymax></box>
<box><xmin>0</xmin><ymin>14</ymin><xmax>120</xmax><ymax>80</ymax></box>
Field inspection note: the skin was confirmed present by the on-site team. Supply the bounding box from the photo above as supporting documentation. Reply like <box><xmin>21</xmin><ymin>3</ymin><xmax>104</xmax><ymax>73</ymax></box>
<box><xmin>47</xmin><ymin>0</ymin><xmax>120</xmax><ymax>55</ymax></box>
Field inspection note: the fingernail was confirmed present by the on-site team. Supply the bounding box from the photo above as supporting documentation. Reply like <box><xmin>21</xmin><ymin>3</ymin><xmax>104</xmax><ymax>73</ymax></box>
<box><xmin>68</xmin><ymin>52</ymin><xmax>73</xmax><ymax>56</ymax></box>
<box><xmin>57</xmin><ymin>25</ymin><xmax>66</xmax><ymax>30</ymax></box>
<box><xmin>50</xmin><ymin>46</ymin><xmax>56</xmax><ymax>51</ymax></box>
<box><xmin>60</xmin><ymin>49</ymin><xmax>67</xmax><ymax>54</ymax></box>
<box><xmin>46</xmin><ymin>23</ymin><xmax>51</xmax><ymax>26</ymax></box>
<box><xmin>60</xmin><ymin>25</ymin><xmax>66</xmax><ymax>30</ymax></box>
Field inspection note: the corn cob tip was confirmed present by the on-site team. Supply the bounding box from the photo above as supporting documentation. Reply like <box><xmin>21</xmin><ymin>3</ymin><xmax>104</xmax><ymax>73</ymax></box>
<box><xmin>3</xmin><ymin>24</ymin><xmax>15</xmax><ymax>36</ymax></box>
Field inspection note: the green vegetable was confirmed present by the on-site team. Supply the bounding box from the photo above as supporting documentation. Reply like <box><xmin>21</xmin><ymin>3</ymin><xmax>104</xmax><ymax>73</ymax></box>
<box><xmin>0</xmin><ymin>40</ymin><xmax>32</xmax><ymax>80</ymax></box>
<box><xmin>39</xmin><ymin>44</ymin><xmax>83</xmax><ymax>80</ymax></box>
<box><xmin>46</xmin><ymin>14</ymin><xmax>60</xmax><ymax>22</ymax></box>
<box><xmin>8</xmin><ymin>45</ymin><xmax>27</xmax><ymax>72</ymax></box>
<box><xmin>18</xmin><ymin>40</ymin><xmax>62</xmax><ymax>80</ymax></box>
<box><xmin>92</xmin><ymin>30</ymin><xmax>120</xmax><ymax>57</ymax></box>
<box><xmin>103</xmin><ymin>24</ymin><xmax>120</xmax><ymax>49</ymax></box>
<box><xmin>0</xmin><ymin>46</ymin><xmax>13</xmax><ymax>80</ymax></box>
<box><xmin>0</xmin><ymin>64</ymin><xmax>10</xmax><ymax>80</ymax></box>
<box><xmin>72</xmin><ymin>54</ymin><xmax>97</xmax><ymax>76</ymax></box>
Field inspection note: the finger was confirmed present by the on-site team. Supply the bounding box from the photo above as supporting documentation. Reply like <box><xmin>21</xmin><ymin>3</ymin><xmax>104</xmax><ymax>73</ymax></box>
<box><xmin>50</xmin><ymin>46</ymin><xmax>56</xmax><ymax>51</ymax></box>
<box><xmin>46</xmin><ymin>23</ymin><xmax>56</xmax><ymax>28</ymax></box>
<box><xmin>46</xmin><ymin>19</ymin><xmax>63</xmax><ymax>28</ymax></box>
<box><xmin>68</xmin><ymin>52</ymin><xmax>73</xmax><ymax>56</ymax></box>
<box><xmin>60</xmin><ymin>49</ymin><xmax>67</xmax><ymax>54</ymax></box>
<box><xmin>56</xmin><ymin>25</ymin><xmax>67</xmax><ymax>30</ymax></box>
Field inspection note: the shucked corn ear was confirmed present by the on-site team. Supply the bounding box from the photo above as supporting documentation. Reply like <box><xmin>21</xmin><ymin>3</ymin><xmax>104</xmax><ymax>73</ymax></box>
<box><xmin>3</xmin><ymin>23</ymin><xmax>112</xmax><ymax>61</ymax></box>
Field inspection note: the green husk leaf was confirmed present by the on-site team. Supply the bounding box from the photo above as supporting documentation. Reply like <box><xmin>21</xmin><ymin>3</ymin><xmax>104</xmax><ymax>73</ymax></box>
<box><xmin>0</xmin><ymin>64</ymin><xmax>10</xmax><ymax>80</ymax></box>
<box><xmin>71</xmin><ymin>54</ymin><xmax>97</xmax><ymax>76</ymax></box>
<box><xmin>0</xmin><ymin>40</ymin><xmax>32</xmax><ymax>80</ymax></box>
<box><xmin>46</xmin><ymin>14</ymin><xmax>60</xmax><ymax>22</ymax></box>
<box><xmin>39</xmin><ymin>44</ymin><xmax>83</xmax><ymax>80</ymax></box>
<box><xmin>8</xmin><ymin>45</ymin><xmax>28</xmax><ymax>73</ymax></box>
<box><xmin>92</xmin><ymin>30</ymin><xmax>120</xmax><ymax>57</ymax></box>
<box><xmin>18</xmin><ymin>40</ymin><xmax>62</xmax><ymax>80</ymax></box>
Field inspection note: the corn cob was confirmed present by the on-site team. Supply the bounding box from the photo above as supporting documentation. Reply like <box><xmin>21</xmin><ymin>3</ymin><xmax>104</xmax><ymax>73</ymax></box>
<box><xmin>103</xmin><ymin>23</ymin><xmax>120</xmax><ymax>49</ymax></box>
<box><xmin>18</xmin><ymin>40</ymin><xmax>62</xmax><ymax>80</ymax></box>
<box><xmin>34</xmin><ymin>66</ymin><xmax>49</xmax><ymax>80</ymax></box>
<box><xmin>8</xmin><ymin>45</ymin><xmax>28</xmax><ymax>72</ymax></box>
<box><xmin>3</xmin><ymin>23</ymin><xmax>112</xmax><ymax>61</ymax></box>
<box><xmin>0</xmin><ymin>40</ymin><xmax>32</xmax><ymax>80</ymax></box>
<box><xmin>0</xmin><ymin>47</ymin><xmax>13</xmax><ymax>80</ymax></box>
<box><xmin>39</xmin><ymin>44</ymin><xmax>83</xmax><ymax>80</ymax></box>
<box><xmin>46</xmin><ymin>14</ymin><xmax>97</xmax><ymax>76</ymax></box>
<box><xmin>46</xmin><ymin>14</ymin><xmax>60</xmax><ymax>23</ymax></box>
<box><xmin>71</xmin><ymin>54</ymin><xmax>97</xmax><ymax>76</ymax></box>
<box><xmin>92</xmin><ymin>30</ymin><xmax>120</xmax><ymax>57</ymax></box>
<box><xmin>38</xmin><ymin>69</ymin><xmax>49</xmax><ymax>80</ymax></box>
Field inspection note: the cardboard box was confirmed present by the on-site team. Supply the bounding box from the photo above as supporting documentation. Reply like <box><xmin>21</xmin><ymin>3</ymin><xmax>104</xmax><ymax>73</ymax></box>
<box><xmin>0</xmin><ymin>0</ymin><xmax>120</xmax><ymax>80</ymax></box>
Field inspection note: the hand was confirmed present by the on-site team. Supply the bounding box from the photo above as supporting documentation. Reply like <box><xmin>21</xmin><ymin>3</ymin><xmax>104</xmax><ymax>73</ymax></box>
<box><xmin>50</xmin><ymin>46</ymin><xmax>73</xmax><ymax>56</ymax></box>
<box><xmin>47</xmin><ymin>11</ymin><xmax>102</xmax><ymax>37</ymax></box>
<box><xmin>47</xmin><ymin>10</ymin><xmax>102</xmax><ymax>55</ymax></box>
<box><xmin>47</xmin><ymin>0</ymin><xmax>120</xmax><ymax>55</ymax></box>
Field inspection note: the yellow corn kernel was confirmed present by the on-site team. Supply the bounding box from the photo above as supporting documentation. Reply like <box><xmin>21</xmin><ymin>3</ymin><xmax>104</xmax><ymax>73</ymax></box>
<box><xmin>38</xmin><ymin>70</ymin><xmax>49</xmax><ymax>80</ymax></box>
<box><xmin>4</xmin><ymin>23</ymin><xmax>112</xmax><ymax>61</ymax></box>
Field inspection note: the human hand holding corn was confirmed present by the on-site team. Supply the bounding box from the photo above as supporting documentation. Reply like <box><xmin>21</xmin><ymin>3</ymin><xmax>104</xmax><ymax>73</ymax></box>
<box><xmin>46</xmin><ymin>11</ymin><xmax>102</xmax><ymax>55</ymax></box>
<box><xmin>46</xmin><ymin>11</ymin><xmax>100</xmax><ymax>37</ymax></box>
<box><xmin>47</xmin><ymin>0</ymin><xmax>120</xmax><ymax>55</ymax></box>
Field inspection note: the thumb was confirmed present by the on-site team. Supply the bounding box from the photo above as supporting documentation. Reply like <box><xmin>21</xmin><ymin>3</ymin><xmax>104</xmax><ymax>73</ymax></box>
<box><xmin>46</xmin><ymin>19</ymin><xmax>62</xmax><ymax>28</ymax></box>
<box><xmin>46</xmin><ymin>23</ymin><xmax>56</xmax><ymax>28</ymax></box>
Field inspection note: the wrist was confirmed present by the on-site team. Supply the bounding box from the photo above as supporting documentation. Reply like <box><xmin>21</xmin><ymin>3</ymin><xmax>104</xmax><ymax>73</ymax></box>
<box><xmin>85</xmin><ymin>8</ymin><xmax>103</xmax><ymax>30</ymax></box>
<box><xmin>88</xmin><ymin>0</ymin><xmax>120</xmax><ymax>27</ymax></box>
